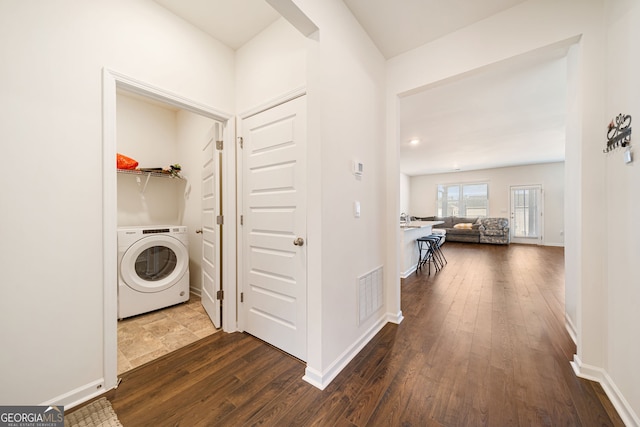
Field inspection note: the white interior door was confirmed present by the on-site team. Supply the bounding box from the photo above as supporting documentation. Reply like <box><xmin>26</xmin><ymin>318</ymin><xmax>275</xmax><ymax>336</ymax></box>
<box><xmin>201</xmin><ymin>123</ymin><xmax>222</xmax><ymax>328</ymax></box>
<box><xmin>510</xmin><ymin>185</ymin><xmax>543</xmax><ymax>245</ymax></box>
<box><xmin>241</xmin><ymin>96</ymin><xmax>307</xmax><ymax>361</ymax></box>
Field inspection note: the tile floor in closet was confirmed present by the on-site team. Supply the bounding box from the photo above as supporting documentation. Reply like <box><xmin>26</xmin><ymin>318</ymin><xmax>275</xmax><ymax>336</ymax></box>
<box><xmin>117</xmin><ymin>295</ymin><xmax>217</xmax><ymax>375</ymax></box>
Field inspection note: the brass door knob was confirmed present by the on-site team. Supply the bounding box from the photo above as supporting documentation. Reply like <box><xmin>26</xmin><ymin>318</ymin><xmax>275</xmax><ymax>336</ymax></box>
<box><xmin>293</xmin><ymin>237</ymin><xmax>304</xmax><ymax>246</ymax></box>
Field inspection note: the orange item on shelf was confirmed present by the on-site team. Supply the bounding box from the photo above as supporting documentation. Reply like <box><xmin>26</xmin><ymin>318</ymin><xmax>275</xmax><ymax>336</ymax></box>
<box><xmin>117</xmin><ymin>153</ymin><xmax>138</xmax><ymax>170</ymax></box>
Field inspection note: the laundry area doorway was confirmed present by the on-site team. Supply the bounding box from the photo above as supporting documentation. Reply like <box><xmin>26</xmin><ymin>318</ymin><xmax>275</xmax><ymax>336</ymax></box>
<box><xmin>102</xmin><ymin>70</ymin><xmax>235</xmax><ymax>383</ymax></box>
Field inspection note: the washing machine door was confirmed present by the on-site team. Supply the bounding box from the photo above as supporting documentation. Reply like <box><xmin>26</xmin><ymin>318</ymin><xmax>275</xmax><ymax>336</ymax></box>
<box><xmin>120</xmin><ymin>234</ymin><xmax>189</xmax><ymax>293</ymax></box>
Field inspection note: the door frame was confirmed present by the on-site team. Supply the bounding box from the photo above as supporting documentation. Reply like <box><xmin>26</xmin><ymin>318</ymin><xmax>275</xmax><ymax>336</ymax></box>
<box><xmin>509</xmin><ymin>184</ymin><xmax>544</xmax><ymax>245</ymax></box>
<box><xmin>236</xmin><ymin>87</ymin><xmax>307</xmax><ymax>334</ymax></box>
<box><xmin>102</xmin><ymin>68</ymin><xmax>236</xmax><ymax>391</ymax></box>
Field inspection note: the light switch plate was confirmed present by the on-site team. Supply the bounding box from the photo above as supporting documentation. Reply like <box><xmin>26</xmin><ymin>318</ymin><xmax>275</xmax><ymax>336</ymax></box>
<box><xmin>354</xmin><ymin>201</ymin><xmax>361</xmax><ymax>218</ymax></box>
<box><xmin>353</xmin><ymin>161</ymin><xmax>363</xmax><ymax>176</ymax></box>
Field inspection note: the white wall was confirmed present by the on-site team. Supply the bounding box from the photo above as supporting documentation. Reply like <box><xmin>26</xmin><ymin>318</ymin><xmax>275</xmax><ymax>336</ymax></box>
<box><xmin>286</xmin><ymin>0</ymin><xmax>388</xmax><ymax>387</ymax></box>
<box><xmin>562</xmin><ymin>41</ymin><xmax>581</xmax><ymax>345</ymax></box>
<box><xmin>409</xmin><ymin>162</ymin><xmax>565</xmax><ymax>246</ymax></box>
<box><xmin>399</xmin><ymin>173</ymin><xmax>411</xmax><ymax>215</ymax></box>
<box><xmin>117</xmin><ymin>174</ymin><xmax>185</xmax><ymax>226</ymax></box>
<box><xmin>235</xmin><ymin>17</ymin><xmax>307</xmax><ymax>114</ymax></box>
<box><xmin>117</xmin><ymin>93</ymin><xmax>178</xmax><ymax>169</ymax></box>
<box><xmin>0</xmin><ymin>0</ymin><xmax>233</xmax><ymax>406</ymax></box>
<box><xmin>604</xmin><ymin>0</ymin><xmax>640</xmax><ymax>422</ymax></box>
<box><xmin>239</xmin><ymin>1</ymin><xmax>387</xmax><ymax>387</ymax></box>
<box><xmin>116</xmin><ymin>93</ymin><xmax>183</xmax><ymax>226</ymax></box>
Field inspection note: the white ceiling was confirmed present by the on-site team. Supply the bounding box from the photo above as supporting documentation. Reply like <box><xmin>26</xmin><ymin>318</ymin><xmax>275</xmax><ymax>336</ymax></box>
<box><xmin>342</xmin><ymin>0</ymin><xmax>526</xmax><ymax>59</ymax></box>
<box><xmin>153</xmin><ymin>0</ymin><xmax>526</xmax><ymax>59</ymax></box>
<box><xmin>153</xmin><ymin>0</ymin><xmax>567</xmax><ymax>176</ymax></box>
<box><xmin>400</xmin><ymin>47</ymin><xmax>568</xmax><ymax>176</ymax></box>
<box><xmin>154</xmin><ymin>0</ymin><xmax>280</xmax><ymax>50</ymax></box>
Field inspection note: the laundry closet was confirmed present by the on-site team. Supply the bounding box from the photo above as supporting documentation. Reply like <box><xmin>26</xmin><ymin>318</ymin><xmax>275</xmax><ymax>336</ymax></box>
<box><xmin>115</xmin><ymin>90</ymin><xmax>219</xmax><ymax>374</ymax></box>
<box><xmin>116</xmin><ymin>92</ymin><xmax>187</xmax><ymax>228</ymax></box>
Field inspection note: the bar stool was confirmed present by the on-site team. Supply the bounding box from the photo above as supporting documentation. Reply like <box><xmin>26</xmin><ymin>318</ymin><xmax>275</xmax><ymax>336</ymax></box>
<box><xmin>417</xmin><ymin>235</ymin><xmax>441</xmax><ymax>275</ymax></box>
<box><xmin>431</xmin><ymin>233</ymin><xmax>447</xmax><ymax>266</ymax></box>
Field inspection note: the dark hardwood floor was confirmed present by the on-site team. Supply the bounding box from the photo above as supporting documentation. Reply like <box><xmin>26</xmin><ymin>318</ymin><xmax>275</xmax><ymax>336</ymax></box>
<box><xmin>101</xmin><ymin>242</ymin><xmax>624</xmax><ymax>426</ymax></box>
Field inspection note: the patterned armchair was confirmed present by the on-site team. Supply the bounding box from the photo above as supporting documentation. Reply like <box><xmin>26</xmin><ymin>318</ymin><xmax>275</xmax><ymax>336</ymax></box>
<box><xmin>478</xmin><ymin>218</ymin><xmax>510</xmax><ymax>244</ymax></box>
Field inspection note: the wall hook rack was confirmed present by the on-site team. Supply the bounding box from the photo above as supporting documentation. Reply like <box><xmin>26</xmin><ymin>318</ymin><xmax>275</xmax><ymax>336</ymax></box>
<box><xmin>604</xmin><ymin>113</ymin><xmax>632</xmax><ymax>153</ymax></box>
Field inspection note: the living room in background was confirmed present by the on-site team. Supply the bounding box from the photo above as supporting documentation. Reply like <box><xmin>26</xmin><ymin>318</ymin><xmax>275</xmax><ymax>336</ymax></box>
<box><xmin>437</xmin><ymin>183</ymin><xmax>488</xmax><ymax>217</ymax></box>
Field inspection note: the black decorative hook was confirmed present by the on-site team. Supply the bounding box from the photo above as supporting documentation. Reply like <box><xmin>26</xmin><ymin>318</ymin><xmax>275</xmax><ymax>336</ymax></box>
<box><xmin>604</xmin><ymin>114</ymin><xmax>632</xmax><ymax>153</ymax></box>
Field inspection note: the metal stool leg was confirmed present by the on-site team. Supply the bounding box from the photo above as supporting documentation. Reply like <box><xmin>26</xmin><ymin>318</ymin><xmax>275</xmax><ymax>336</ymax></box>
<box><xmin>424</xmin><ymin>235</ymin><xmax>447</xmax><ymax>273</ymax></box>
<box><xmin>417</xmin><ymin>237</ymin><xmax>434</xmax><ymax>274</ymax></box>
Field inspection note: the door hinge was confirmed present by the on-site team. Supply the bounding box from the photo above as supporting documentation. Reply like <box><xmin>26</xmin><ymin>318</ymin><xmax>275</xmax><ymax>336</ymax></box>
<box><xmin>216</xmin><ymin>290</ymin><xmax>224</xmax><ymax>300</ymax></box>
<box><xmin>216</xmin><ymin>215</ymin><xmax>224</xmax><ymax>225</ymax></box>
<box><xmin>216</xmin><ymin>140</ymin><xmax>223</xmax><ymax>150</ymax></box>
<box><xmin>240</xmin><ymin>215</ymin><xmax>243</xmax><ymax>225</ymax></box>
<box><xmin>238</xmin><ymin>136</ymin><xmax>243</xmax><ymax>149</ymax></box>
<box><xmin>240</xmin><ymin>292</ymin><xmax>244</xmax><ymax>303</ymax></box>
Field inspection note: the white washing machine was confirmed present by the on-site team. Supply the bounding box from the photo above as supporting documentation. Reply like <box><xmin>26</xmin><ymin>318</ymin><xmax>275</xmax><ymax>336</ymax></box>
<box><xmin>118</xmin><ymin>225</ymin><xmax>190</xmax><ymax>319</ymax></box>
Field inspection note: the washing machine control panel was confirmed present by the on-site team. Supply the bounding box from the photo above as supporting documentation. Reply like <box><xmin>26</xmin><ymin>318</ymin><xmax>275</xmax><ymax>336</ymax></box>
<box><xmin>143</xmin><ymin>228</ymin><xmax>171</xmax><ymax>234</ymax></box>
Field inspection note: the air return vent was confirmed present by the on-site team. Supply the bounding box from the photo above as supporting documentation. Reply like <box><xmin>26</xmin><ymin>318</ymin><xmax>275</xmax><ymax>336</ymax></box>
<box><xmin>358</xmin><ymin>266</ymin><xmax>383</xmax><ymax>325</ymax></box>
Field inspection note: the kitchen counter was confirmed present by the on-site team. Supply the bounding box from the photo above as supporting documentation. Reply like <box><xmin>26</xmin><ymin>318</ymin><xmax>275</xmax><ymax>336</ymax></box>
<box><xmin>400</xmin><ymin>221</ymin><xmax>443</xmax><ymax>278</ymax></box>
<box><xmin>400</xmin><ymin>220</ymin><xmax>443</xmax><ymax>230</ymax></box>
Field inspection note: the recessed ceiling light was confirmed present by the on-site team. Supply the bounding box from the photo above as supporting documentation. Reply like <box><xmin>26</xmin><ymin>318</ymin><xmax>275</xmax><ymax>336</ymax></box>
<box><xmin>409</xmin><ymin>139</ymin><xmax>420</xmax><ymax>145</ymax></box>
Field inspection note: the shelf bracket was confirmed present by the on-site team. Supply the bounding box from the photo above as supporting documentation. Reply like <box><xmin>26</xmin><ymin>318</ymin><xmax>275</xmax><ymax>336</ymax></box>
<box><xmin>135</xmin><ymin>173</ymin><xmax>151</xmax><ymax>194</ymax></box>
<box><xmin>143</xmin><ymin>173</ymin><xmax>151</xmax><ymax>193</ymax></box>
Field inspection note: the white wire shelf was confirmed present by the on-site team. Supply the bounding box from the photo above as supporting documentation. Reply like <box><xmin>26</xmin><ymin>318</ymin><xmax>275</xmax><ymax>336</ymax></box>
<box><xmin>117</xmin><ymin>169</ymin><xmax>182</xmax><ymax>179</ymax></box>
<box><xmin>117</xmin><ymin>169</ymin><xmax>184</xmax><ymax>194</ymax></box>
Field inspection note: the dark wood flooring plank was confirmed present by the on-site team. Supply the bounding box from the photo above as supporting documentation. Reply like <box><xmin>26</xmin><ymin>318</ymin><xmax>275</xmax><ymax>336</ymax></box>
<box><xmin>340</xmin><ymin>340</ymin><xmax>413</xmax><ymax>426</ymax></box>
<box><xmin>97</xmin><ymin>242</ymin><xmax>626</xmax><ymax>426</ymax></box>
<box><xmin>303</xmin><ymin>330</ymin><xmax>402</xmax><ymax>426</ymax></box>
<box><xmin>242</xmin><ymin>376</ymin><xmax>315</xmax><ymax>426</ymax></box>
<box><xmin>109</xmin><ymin>332</ymin><xmax>262</xmax><ymax>424</ymax></box>
<box><xmin>365</xmin><ymin>351</ymin><xmax>433</xmax><ymax>426</ymax></box>
<box><xmin>215</xmin><ymin>362</ymin><xmax>303</xmax><ymax>426</ymax></box>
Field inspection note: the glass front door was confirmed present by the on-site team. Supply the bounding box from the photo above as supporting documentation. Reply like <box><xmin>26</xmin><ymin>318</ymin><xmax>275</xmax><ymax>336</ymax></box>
<box><xmin>510</xmin><ymin>185</ymin><xmax>543</xmax><ymax>244</ymax></box>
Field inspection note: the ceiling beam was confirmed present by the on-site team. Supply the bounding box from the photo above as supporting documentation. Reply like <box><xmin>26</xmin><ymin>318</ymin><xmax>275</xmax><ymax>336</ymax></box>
<box><xmin>266</xmin><ymin>0</ymin><xmax>318</xmax><ymax>37</ymax></box>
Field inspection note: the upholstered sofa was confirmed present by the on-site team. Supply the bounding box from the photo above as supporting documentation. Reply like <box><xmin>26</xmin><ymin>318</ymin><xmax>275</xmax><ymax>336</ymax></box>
<box><xmin>416</xmin><ymin>216</ymin><xmax>510</xmax><ymax>245</ymax></box>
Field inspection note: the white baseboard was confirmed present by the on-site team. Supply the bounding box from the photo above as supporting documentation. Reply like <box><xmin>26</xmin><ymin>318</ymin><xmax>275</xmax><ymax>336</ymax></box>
<box><xmin>41</xmin><ymin>379</ymin><xmax>106</xmax><ymax>410</ymax></box>
<box><xmin>565</xmin><ymin>313</ymin><xmax>577</xmax><ymax>345</ymax></box>
<box><xmin>544</xmin><ymin>242</ymin><xmax>565</xmax><ymax>247</ymax></box>
<box><xmin>303</xmin><ymin>314</ymin><xmax>389</xmax><ymax>390</ymax></box>
<box><xmin>302</xmin><ymin>366</ymin><xmax>324</xmax><ymax>389</ymax></box>
<box><xmin>400</xmin><ymin>265</ymin><xmax>417</xmax><ymax>279</ymax></box>
<box><xmin>386</xmin><ymin>310</ymin><xmax>404</xmax><ymax>325</ymax></box>
<box><xmin>189</xmin><ymin>287</ymin><xmax>202</xmax><ymax>297</ymax></box>
<box><xmin>571</xmin><ymin>354</ymin><xmax>640</xmax><ymax>427</ymax></box>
